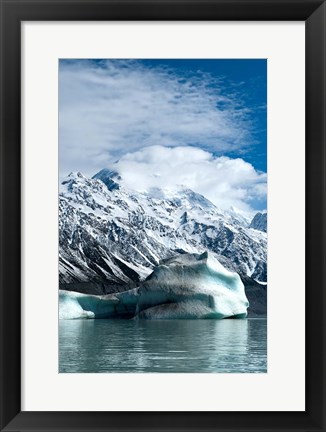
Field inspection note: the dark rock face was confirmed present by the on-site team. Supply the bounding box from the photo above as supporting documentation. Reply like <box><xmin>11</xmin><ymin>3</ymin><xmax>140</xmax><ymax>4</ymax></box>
<box><xmin>92</xmin><ymin>168</ymin><xmax>121</xmax><ymax>191</ymax></box>
<box><xmin>241</xmin><ymin>276</ymin><xmax>267</xmax><ymax>317</ymax></box>
<box><xmin>59</xmin><ymin>281</ymin><xmax>137</xmax><ymax>296</ymax></box>
<box><xmin>251</xmin><ymin>261</ymin><xmax>267</xmax><ymax>282</ymax></box>
<box><xmin>249</xmin><ymin>212</ymin><xmax>267</xmax><ymax>233</ymax></box>
<box><xmin>59</xmin><ymin>171</ymin><xmax>267</xmax><ymax>289</ymax></box>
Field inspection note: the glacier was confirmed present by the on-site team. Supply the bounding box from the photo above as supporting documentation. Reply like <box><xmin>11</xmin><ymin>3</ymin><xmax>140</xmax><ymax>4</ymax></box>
<box><xmin>59</xmin><ymin>252</ymin><xmax>249</xmax><ymax>320</ymax></box>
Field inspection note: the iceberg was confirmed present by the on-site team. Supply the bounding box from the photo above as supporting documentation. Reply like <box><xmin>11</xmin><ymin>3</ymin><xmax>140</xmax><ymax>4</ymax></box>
<box><xmin>59</xmin><ymin>252</ymin><xmax>249</xmax><ymax>320</ymax></box>
<box><xmin>136</xmin><ymin>251</ymin><xmax>249</xmax><ymax>319</ymax></box>
<box><xmin>59</xmin><ymin>289</ymin><xmax>138</xmax><ymax>319</ymax></box>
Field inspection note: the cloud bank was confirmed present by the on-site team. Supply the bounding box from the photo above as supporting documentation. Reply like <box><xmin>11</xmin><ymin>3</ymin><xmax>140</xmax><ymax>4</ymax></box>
<box><xmin>114</xmin><ymin>146</ymin><xmax>267</xmax><ymax>212</ymax></box>
<box><xmin>59</xmin><ymin>60</ymin><xmax>253</xmax><ymax>175</ymax></box>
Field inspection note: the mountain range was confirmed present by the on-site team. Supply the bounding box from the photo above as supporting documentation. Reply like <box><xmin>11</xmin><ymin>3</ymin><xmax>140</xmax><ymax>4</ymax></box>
<box><xmin>59</xmin><ymin>169</ymin><xmax>267</xmax><ymax>299</ymax></box>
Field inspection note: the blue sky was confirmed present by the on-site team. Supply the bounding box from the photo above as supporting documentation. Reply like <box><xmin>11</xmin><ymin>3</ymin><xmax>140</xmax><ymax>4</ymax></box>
<box><xmin>59</xmin><ymin>59</ymin><xmax>267</xmax><ymax>212</ymax></box>
<box><xmin>140</xmin><ymin>59</ymin><xmax>267</xmax><ymax>172</ymax></box>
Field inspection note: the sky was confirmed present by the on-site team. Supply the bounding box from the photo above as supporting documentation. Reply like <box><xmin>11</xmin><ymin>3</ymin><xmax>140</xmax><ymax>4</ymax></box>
<box><xmin>59</xmin><ymin>59</ymin><xmax>267</xmax><ymax>212</ymax></box>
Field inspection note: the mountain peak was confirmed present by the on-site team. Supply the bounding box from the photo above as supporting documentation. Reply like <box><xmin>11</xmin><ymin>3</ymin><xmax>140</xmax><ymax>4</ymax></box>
<box><xmin>92</xmin><ymin>168</ymin><xmax>121</xmax><ymax>191</ymax></box>
<box><xmin>249</xmin><ymin>212</ymin><xmax>267</xmax><ymax>233</ymax></box>
<box><xmin>67</xmin><ymin>171</ymin><xmax>85</xmax><ymax>179</ymax></box>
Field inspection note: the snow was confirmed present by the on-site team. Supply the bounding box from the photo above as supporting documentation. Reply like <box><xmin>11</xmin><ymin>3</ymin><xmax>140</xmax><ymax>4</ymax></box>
<box><xmin>205</xmin><ymin>228</ymin><xmax>217</xmax><ymax>239</ymax></box>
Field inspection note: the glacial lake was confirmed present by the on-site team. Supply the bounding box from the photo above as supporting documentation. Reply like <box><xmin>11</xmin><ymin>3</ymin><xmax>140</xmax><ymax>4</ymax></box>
<box><xmin>59</xmin><ymin>318</ymin><xmax>267</xmax><ymax>373</ymax></box>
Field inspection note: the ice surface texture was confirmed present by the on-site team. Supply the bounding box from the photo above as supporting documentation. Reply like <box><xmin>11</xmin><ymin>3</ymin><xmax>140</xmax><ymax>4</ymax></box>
<box><xmin>59</xmin><ymin>252</ymin><xmax>249</xmax><ymax>320</ymax></box>
<box><xmin>137</xmin><ymin>251</ymin><xmax>248</xmax><ymax>319</ymax></box>
<box><xmin>59</xmin><ymin>289</ymin><xmax>138</xmax><ymax>320</ymax></box>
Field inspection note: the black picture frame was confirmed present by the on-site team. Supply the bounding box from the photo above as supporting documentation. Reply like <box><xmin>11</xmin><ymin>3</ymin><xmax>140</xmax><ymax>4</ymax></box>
<box><xmin>1</xmin><ymin>0</ymin><xmax>325</xmax><ymax>431</ymax></box>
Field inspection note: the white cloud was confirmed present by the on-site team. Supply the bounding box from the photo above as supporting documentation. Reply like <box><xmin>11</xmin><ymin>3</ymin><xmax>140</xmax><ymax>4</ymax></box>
<box><xmin>114</xmin><ymin>146</ymin><xmax>267</xmax><ymax>212</ymax></box>
<box><xmin>59</xmin><ymin>60</ymin><xmax>253</xmax><ymax>175</ymax></box>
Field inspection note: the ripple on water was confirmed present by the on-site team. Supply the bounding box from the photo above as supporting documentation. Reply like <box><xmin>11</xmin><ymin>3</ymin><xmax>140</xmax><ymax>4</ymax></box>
<box><xmin>59</xmin><ymin>318</ymin><xmax>267</xmax><ymax>373</ymax></box>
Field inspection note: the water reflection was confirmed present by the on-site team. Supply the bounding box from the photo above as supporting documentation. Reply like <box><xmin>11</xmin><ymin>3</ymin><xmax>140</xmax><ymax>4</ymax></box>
<box><xmin>59</xmin><ymin>319</ymin><xmax>267</xmax><ymax>373</ymax></box>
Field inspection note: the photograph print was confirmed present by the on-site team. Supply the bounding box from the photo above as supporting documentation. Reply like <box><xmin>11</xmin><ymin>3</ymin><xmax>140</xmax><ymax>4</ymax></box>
<box><xmin>59</xmin><ymin>59</ymin><xmax>267</xmax><ymax>373</ymax></box>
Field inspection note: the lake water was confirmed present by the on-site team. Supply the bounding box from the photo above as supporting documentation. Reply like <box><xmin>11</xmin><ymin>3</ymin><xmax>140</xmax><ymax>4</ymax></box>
<box><xmin>59</xmin><ymin>318</ymin><xmax>267</xmax><ymax>373</ymax></box>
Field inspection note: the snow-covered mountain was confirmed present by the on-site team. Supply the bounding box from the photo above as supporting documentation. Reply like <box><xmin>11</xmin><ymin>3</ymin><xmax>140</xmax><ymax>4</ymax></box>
<box><xmin>249</xmin><ymin>212</ymin><xmax>267</xmax><ymax>233</ymax></box>
<box><xmin>59</xmin><ymin>169</ymin><xmax>267</xmax><ymax>289</ymax></box>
